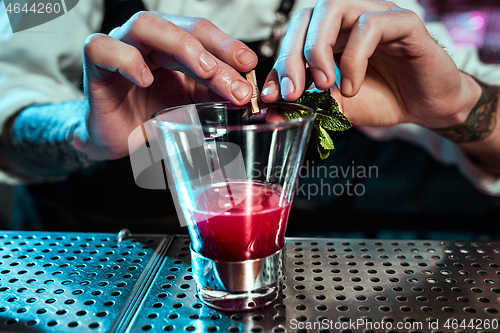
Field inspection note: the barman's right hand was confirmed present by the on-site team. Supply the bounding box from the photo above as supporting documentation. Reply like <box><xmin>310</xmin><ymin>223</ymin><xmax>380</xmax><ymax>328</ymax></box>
<box><xmin>75</xmin><ymin>12</ymin><xmax>257</xmax><ymax>161</ymax></box>
<box><xmin>260</xmin><ymin>0</ymin><xmax>481</xmax><ymax>131</ymax></box>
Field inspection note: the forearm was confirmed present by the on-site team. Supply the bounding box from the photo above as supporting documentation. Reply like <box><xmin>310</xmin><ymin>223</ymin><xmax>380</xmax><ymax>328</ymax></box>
<box><xmin>0</xmin><ymin>100</ymin><xmax>94</xmax><ymax>181</ymax></box>
<box><xmin>432</xmin><ymin>74</ymin><xmax>500</xmax><ymax>176</ymax></box>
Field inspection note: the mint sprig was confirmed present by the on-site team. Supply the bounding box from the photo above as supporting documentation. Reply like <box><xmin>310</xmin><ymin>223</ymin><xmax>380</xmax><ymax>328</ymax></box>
<box><xmin>283</xmin><ymin>68</ymin><xmax>351</xmax><ymax>159</ymax></box>
<box><xmin>246</xmin><ymin>67</ymin><xmax>351</xmax><ymax>159</ymax></box>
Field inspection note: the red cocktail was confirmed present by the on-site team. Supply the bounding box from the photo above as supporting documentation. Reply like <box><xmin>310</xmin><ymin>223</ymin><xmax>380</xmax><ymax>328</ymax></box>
<box><xmin>193</xmin><ymin>180</ymin><xmax>291</xmax><ymax>261</ymax></box>
<box><xmin>152</xmin><ymin>101</ymin><xmax>315</xmax><ymax>310</ymax></box>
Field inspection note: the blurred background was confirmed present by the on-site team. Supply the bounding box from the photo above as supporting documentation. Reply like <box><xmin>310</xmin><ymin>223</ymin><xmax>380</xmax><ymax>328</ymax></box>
<box><xmin>1</xmin><ymin>0</ymin><xmax>500</xmax><ymax>237</ymax></box>
<box><xmin>420</xmin><ymin>0</ymin><xmax>500</xmax><ymax>64</ymax></box>
<box><xmin>0</xmin><ymin>183</ymin><xmax>12</xmax><ymax>228</ymax></box>
<box><xmin>287</xmin><ymin>0</ymin><xmax>500</xmax><ymax>240</ymax></box>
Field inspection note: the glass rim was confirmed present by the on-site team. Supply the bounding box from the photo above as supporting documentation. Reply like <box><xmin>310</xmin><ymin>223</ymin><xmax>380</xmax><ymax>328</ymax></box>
<box><xmin>151</xmin><ymin>101</ymin><xmax>316</xmax><ymax>132</ymax></box>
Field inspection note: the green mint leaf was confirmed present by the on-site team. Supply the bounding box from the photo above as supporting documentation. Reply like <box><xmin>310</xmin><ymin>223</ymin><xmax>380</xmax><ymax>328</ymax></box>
<box><xmin>280</xmin><ymin>109</ymin><xmax>303</xmax><ymax>120</ymax></box>
<box><xmin>296</xmin><ymin>90</ymin><xmax>332</xmax><ymax>110</ymax></box>
<box><xmin>316</xmin><ymin>124</ymin><xmax>335</xmax><ymax>150</ymax></box>
<box><xmin>293</xmin><ymin>87</ymin><xmax>351</xmax><ymax>159</ymax></box>
<box><xmin>316</xmin><ymin>132</ymin><xmax>331</xmax><ymax>159</ymax></box>
<box><xmin>316</xmin><ymin>110</ymin><xmax>351</xmax><ymax>132</ymax></box>
<box><xmin>264</xmin><ymin>67</ymin><xmax>352</xmax><ymax>160</ymax></box>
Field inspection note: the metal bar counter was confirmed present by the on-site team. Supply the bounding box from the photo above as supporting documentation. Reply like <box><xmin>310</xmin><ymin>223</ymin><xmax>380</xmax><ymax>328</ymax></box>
<box><xmin>0</xmin><ymin>231</ymin><xmax>498</xmax><ymax>332</ymax></box>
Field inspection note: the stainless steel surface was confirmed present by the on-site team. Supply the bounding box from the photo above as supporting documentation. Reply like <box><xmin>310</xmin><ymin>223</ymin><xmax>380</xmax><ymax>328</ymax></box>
<box><xmin>0</xmin><ymin>231</ymin><xmax>166</xmax><ymax>333</ymax></box>
<box><xmin>0</xmin><ymin>232</ymin><xmax>499</xmax><ymax>332</ymax></box>
<box><xmin>132</xmin><ymin>236</ymin><xmax>500</xmax><ymax>333</ymax></box>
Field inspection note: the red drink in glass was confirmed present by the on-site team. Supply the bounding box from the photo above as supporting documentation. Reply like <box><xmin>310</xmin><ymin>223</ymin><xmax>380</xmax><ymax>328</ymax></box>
<box><xmin>153</xmin><ymin>101</ymin><xmax>315</xmax><ymax>310</ymax></box>
<box><xmin>193</xmin><ymin>180</ymin><xmax>291</xmax><ymax>261</ymax></box>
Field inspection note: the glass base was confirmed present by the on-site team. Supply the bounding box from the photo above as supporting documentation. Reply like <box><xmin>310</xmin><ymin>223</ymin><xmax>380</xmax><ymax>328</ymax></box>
<box><xmin>196</xmin><ymin>279</ymin><xmax>282</xmax><ymax>311</ymax></box>
<box><xmin>190</xmin><ymin>245</ymin><xmax>285</xmax><ymax>311</ymax></box>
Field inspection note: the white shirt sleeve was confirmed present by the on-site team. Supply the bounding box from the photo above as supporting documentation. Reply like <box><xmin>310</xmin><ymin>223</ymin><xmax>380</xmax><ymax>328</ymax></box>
<box><xmin>144</xmin><ymin>0</ymin><xmax>317</xmax><ymax>42</ymax></box>
<box><xmin>0</xmin><ymin>0</ymin><xmax>104</xmax><ymax>184</ymax></box>
<box><xmin>358</xmin><ymin>0</ymin><xmax>500</xmax><ymax>196</ymax></box>
<box><xmin>0</xmin><ymin>0</ymin><xmax>315</xmax><ymax>184</ymax></box>
<box><xmin>2</xmin><ymin>0</ymin><xmax>499</xmax><ymax>195</ymax></box>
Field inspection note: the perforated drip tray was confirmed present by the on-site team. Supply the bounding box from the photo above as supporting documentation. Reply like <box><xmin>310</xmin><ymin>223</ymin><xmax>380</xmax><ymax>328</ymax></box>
<box><xmin>0</xmin><ymin>232</ymin><xmax>499</xmax><ymax>333</ymax></box>
<box><xmin>0</xmin><ymin>231</ymin><xmax>167</xmax><ymax>333</ymax></box>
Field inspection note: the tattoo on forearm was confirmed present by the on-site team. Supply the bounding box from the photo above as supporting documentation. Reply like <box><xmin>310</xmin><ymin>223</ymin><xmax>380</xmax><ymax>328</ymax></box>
<box><xmin>434</xmin><ymin>77</ymin><xmax>498</xmax><ymax>143</ymax></box>
<box><xmin>0</xmin><ymin>101</ymin><xmax>94</xmax><ymax>180</ymax></box>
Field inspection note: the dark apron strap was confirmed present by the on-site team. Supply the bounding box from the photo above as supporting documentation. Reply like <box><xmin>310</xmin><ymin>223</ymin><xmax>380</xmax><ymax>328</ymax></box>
<box><xmin>98</xmin><ymin>0</ymin><xmax>295</xmax><ymax>88</ymax></box>
<box><xmin>245</xmin><ymin>0</ymin><xmax>296</xmax><ymax>87</ymax></box>
<box><xmin>100</xmin><ymin>0</ymin><xmax>146</xmax><ymax>35</ymax></box>
<box><xmin>79</xmin><ymin>0</ymin><xmax>146</xmax><ymax>90</ymax></box>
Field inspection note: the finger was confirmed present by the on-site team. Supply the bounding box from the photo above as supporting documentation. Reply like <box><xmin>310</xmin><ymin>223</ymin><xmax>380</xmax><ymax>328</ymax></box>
<box><xmin>265</xmin><ymin>106</ymin><xmax>289</xmax><ymax>124</ymax></box>
<box><xmin>339</xmin><ymin>7</ymin><xmax>416</xmax><ymax>97</ymax></box>
<box><xmin>148</xmin><ymin>12</ymin><xmax>257</xmax><ymax>72</ymax></box>
<box><xmin>113</xmin><ymin>12</ymin><xmax>253</xmax><ymax>104</ymax></box>
<box><xmin>261</xmin><ymin>69</ymin><xmax>280</xmax><ymax>103</ymax></box>
<box><xmin>186</xmin><ymin>17</ymin><xmax>258</xmax><ymax>73</ymax></box>
<box><xmin>273</xmin><ymin>8</ymin><xmax>313</xmax><ymax>101</ymax></box>
<box><xmin>303</xmin><ymin>1</ymin><xmax>341</xmax><ymax>90</ymax></box>
<box><xmin>148</xmin><ymin>50</ymin><xmax>252</xmax><ymax>104</ymax></box>
<box><xmin>190</xmin><ymin>81</ymin><xmax>228</xmax><ymax>104</ymax></box>
<box><xmin>304</xmin><ymin>0</ymin><xmax>399</xmax><ymax>91</ymax></box>
<box><xmin>182</xmin><ymin>17</ymin><xmax>258</xmax><ymax>103</ymax></box>
<box><xmin>112</xmin><ymin>12</ymin><xmax>220</xmax><ymax>80</ymax></box>
<box><xmin>83</xmin><ymin>33</ymin><xmax>153</xmax><ymax>88</ymax></box>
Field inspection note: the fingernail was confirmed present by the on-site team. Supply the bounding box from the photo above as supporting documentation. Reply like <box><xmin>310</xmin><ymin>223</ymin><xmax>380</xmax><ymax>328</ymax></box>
<box><xmin>231</xmin><ymin>80</ymin><xmax>251</xmax><ymax>101</ymax></box>
<box><xmin>261</xmin><ymin>80</ymin><xmax>276</xmax><ymax>97</ymax></box>
<box><xmin>314</xmin><ymin>69</ymin><xmax>328</xmax><ymax>88</ymax></box>
<box><xmin>280</xmin><ymin>76</ymin><xmax>295</xmax><ymax>99</ymax></box>
<box><xmin>200</xmin><ymin>52</ymin><xmax>217</xmax><ymax>73</ymax></box>
<box><xmin>141</xmin><ymin>67</ymin><xmax>153</xmax><ymax>86</ymax></box>
<box><xmin>341</xmin><ymin>77</ymin><xmax>352</xmax><ymax>95</ymax></box>
<box><xmin>235</xmin><ymin>48</ymin><xmax>256</xmax><ymax>66</ymax></box>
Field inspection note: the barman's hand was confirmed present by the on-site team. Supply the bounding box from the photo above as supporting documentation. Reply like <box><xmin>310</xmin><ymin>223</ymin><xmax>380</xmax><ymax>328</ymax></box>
<box><xmin>261</xmin><ymin>0</ymin><xmax>500</xmax><ymax>175</ymax></box>
<box><xmin>77</xmin><ymin>12</ymin><xmax>257</xmax><ymax>161</ymax></box>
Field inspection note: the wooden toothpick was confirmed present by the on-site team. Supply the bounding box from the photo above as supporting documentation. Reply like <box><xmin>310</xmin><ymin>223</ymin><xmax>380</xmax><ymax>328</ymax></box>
<box><xmin>243</xmin><ymin>70</ymin><xmax>260</xmax><ymax>117</ymax></box>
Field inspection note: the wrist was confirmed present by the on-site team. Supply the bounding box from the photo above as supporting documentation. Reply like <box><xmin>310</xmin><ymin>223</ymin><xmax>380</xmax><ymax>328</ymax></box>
<box><xmin>71</xmin><ymin>121</ymin><xmax>100</xmax><ymax>165</ymax></box>
<box><xmin>430</xmin><ymin>74</ymin><xmax>498</xmax><ymax>143</ymax></box>
<box><xmin>1</xmin><ymin>101</ymin><xmax>101</xmax><ymax>180</ymax></box>
<box><xmin>71</xmin><ymin>117</ymin><xmax>108</xmax><ymax>164</ymax></box>
<box><xmin>72</xmin><ymin>101</ymin><xmax>118</xmax><ymax>163</ymax></box>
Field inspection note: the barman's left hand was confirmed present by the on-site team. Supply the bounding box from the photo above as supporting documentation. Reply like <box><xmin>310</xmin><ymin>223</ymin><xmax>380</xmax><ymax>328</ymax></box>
<box><xmin>260</xmin><ymin>0</ymin><xmax>481</xmax><ymax>130</ymax></box>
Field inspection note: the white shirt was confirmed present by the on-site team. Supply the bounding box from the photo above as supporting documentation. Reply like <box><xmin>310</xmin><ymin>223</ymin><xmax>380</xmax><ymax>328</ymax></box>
<box><xmin>1</xmin><ymin>0</ymin><xmax>500</xmax><ymax>195</ymax></box>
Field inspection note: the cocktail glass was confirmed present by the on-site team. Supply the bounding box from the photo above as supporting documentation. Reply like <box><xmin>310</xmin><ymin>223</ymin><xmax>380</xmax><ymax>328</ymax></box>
<box><xmin>151</xmin><ymin>101</ymin><xmax>315</xmax><ymax>311</ymax></box>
